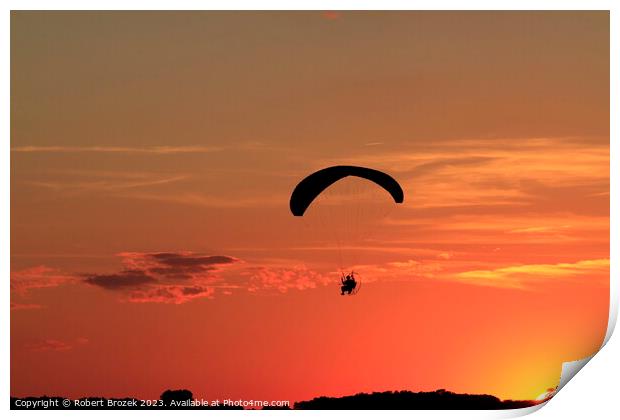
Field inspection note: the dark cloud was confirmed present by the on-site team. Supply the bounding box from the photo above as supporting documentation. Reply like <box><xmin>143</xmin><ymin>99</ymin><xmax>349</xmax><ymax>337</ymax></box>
<box><xmin>83</xmin><ymin>252</ymin><xmax>239</xmax><ymax>304</ymax></box>
<box><xmin>181</xmin><ymin>286</ymin><xmax>208</xmax><ymax>295</ymax></box>
<box><xmin>84</xmin><ymin>269</ymin><xmax>156</xmax><ymax>290</ymax></box>
<box><xmin>149</xmin><ymin>253</ymin><xmax>236</xmax><ymax>266</ymax></box>
<box><xmin>120</xmin><ymin>252</ymin><xmax>238</xmax><ymax>279</ymax></box>
<box><xmin>144</xmin><ymin>253</ymin><xmax>236</xmax><ymax>279</ymax></box>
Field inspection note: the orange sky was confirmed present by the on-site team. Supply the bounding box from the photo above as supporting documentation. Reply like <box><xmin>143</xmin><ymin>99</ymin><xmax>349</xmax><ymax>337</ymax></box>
<box><xmin>10</xmin><ymin>11</ymin><xmax>609</xmax><ymax>403</ymax></box>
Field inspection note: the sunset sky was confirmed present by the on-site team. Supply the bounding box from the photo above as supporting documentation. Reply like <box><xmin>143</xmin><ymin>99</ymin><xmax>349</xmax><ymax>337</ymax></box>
<box><xmin>11</xmin><ymin>11</ymin><xmax>609</xmax><ymax>403</ymax></box>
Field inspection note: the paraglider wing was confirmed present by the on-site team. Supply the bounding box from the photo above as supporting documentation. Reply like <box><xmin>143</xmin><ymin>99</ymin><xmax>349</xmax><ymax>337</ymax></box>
<box><xmin>289</xmin><ymin>165</ymin><xmax>404</xmax><ymax>216</ymax></box>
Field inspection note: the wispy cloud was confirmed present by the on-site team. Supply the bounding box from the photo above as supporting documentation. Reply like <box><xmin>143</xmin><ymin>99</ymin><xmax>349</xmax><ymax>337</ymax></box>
<box><xmin>386</xmin><ymin>213</ymin><xmax>607</xmax><ymax>233</ymax></box>
<box><xmin>453</xmin><ymin>258</ymin><xmax>609</xmax><ymax>289</ymax></box>
<box><xmin>314</xmin><ymin>136</ymin><xmax>608</xmax><ymax>212</ymax></box>
<box><xmin>507</xmin><ymin>225</ymin><xmax>572</xmax><ymax>234</ymax></box>
<box><xmin>26</xmin><ymin>175</ymin><xmax>187</xmax><ymax>192</ymax></box>
<box><xmin>11</xmin><ymin>266</ymin><xmax>77</xmax><ymax>294</ymax></box>
<box><xmin>26</xmin><ymin>337</ymin><xmax>89</xmax><ymax>352</ymax></box>
<box><xmin>11</xmin><ymin>302</ymin><xmax>43</xmax><ymax>311</ymax></box>
<box><xmin>122</xmin><ymin>191</ymin><xmax>285</xmax><ymax>209</ymax></box>
<box><xmin>10</xmin><ymin>267</ymin><xmax>76</xmax><ymax>311</ymax></box>
<box><xmin>11</xmin><ymin>145</ymin><xmax>223</xmax><ymax>154</ymax></box>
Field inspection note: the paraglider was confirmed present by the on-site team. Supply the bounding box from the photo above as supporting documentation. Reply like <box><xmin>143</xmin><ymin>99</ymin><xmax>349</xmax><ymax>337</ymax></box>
<box><xmin>289</xmin><ymin>165</ymin><xmax>404</xmax><ymax>217</ymax></box>
<box><xmin>340</xmin><ymin>271</ymin><xmax>359</xmax><ymax>295</ymax></box>
<box><xmin>290</xmin><ymin>165</ymin><xmax>404</xmax><ymax>296</ymax></box>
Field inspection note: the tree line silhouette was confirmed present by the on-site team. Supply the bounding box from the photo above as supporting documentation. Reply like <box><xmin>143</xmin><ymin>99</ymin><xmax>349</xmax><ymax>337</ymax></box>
<box><xmin>11</xmin><ymin>388</ymin><xmax>541</xmax><ymax>410</ymax></box>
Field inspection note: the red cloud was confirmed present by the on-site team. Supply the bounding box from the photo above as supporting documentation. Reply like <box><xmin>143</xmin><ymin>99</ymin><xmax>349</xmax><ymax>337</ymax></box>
<box><xmin>246</xmin><ymin>265</ymin><xmax>331</xmax><ymax>293</ymax></box>
<box><xmin>10</xmin><ymin>302</ymin><xmax>43</xmax><ymax>311</ymax></box>
<box><xmin>127</xmin><ymin>285</ymin><xmax>215</xmax><ymax>304</ymax></box>
<box><xmin>11</xmin><ymin>266</ymin><xmax>76</xmax><ymax>294</ymax></box>
<box><xmin>321</xmin><ymin>11</ymin><xmax>341</xmax><ymax>20</ymax></box>
<box><xmin>26</xmin><ymin>337</ymin><xmax>90</xmax><ymax>352</ymax></box>
<box><xmin>14</xmin><ymin>253</ymin><xmax>345</xmax><ymax>304</ymax></box>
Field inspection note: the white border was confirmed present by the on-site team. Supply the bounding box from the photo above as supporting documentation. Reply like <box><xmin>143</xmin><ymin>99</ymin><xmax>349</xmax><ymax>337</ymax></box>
<box><xmin>2</xmin><ymin>2</ymin><xmax>617</xmax><ymax>419</ymax></box>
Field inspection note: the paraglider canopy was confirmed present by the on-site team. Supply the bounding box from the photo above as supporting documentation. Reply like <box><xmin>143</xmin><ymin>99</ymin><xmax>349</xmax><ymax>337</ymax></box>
<box><xmin>289</xmin><ymin>165</ymin><xmax>404</xmax><ymax>216</ymax></box>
